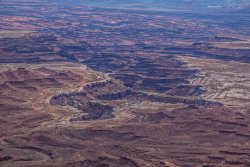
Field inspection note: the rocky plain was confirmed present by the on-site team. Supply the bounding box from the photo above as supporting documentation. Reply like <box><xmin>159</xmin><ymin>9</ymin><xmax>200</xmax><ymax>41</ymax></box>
<box><xmin>0</xmin><ymin>0</ymin><xmax>250</xmax><ymax>166</ymax></box>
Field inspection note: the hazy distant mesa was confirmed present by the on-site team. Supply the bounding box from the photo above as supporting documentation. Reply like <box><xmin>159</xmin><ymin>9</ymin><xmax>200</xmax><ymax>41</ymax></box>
<box><xmin>51</xmin><ymin>0</ymin><xmax>250</xmax><ymax>12</ymax></box>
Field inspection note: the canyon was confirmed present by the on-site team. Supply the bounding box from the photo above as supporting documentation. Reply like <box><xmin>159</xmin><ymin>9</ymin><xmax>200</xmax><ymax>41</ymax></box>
<box><xmin>0</xmin><ymin>0</ymin><xmax>250</xmax><ymax>166</ymax></box>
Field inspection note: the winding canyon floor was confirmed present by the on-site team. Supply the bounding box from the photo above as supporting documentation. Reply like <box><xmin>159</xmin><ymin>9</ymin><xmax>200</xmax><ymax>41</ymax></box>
<box><xmin>1</xmin><ymin>59</ymin><xmax>249</xmax><ymax>167</ymax></box>
<box><xmin>0</xmin><ymin>0</ymin><xmax>250</xmax><ymax>167</ymax></box>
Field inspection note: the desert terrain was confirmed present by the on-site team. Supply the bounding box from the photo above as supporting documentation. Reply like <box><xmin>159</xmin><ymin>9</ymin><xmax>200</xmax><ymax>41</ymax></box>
<box><xmin>0</xmin><ymin>0</ymin><xmax>250</xmax><ymax>166</ymax></box>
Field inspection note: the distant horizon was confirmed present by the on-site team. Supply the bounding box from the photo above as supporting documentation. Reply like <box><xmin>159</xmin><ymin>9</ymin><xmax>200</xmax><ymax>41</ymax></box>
<box><xmin>49</xmin><ymin>0</ymin><xmax>250</xmax><ymax>13</ymax></box>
